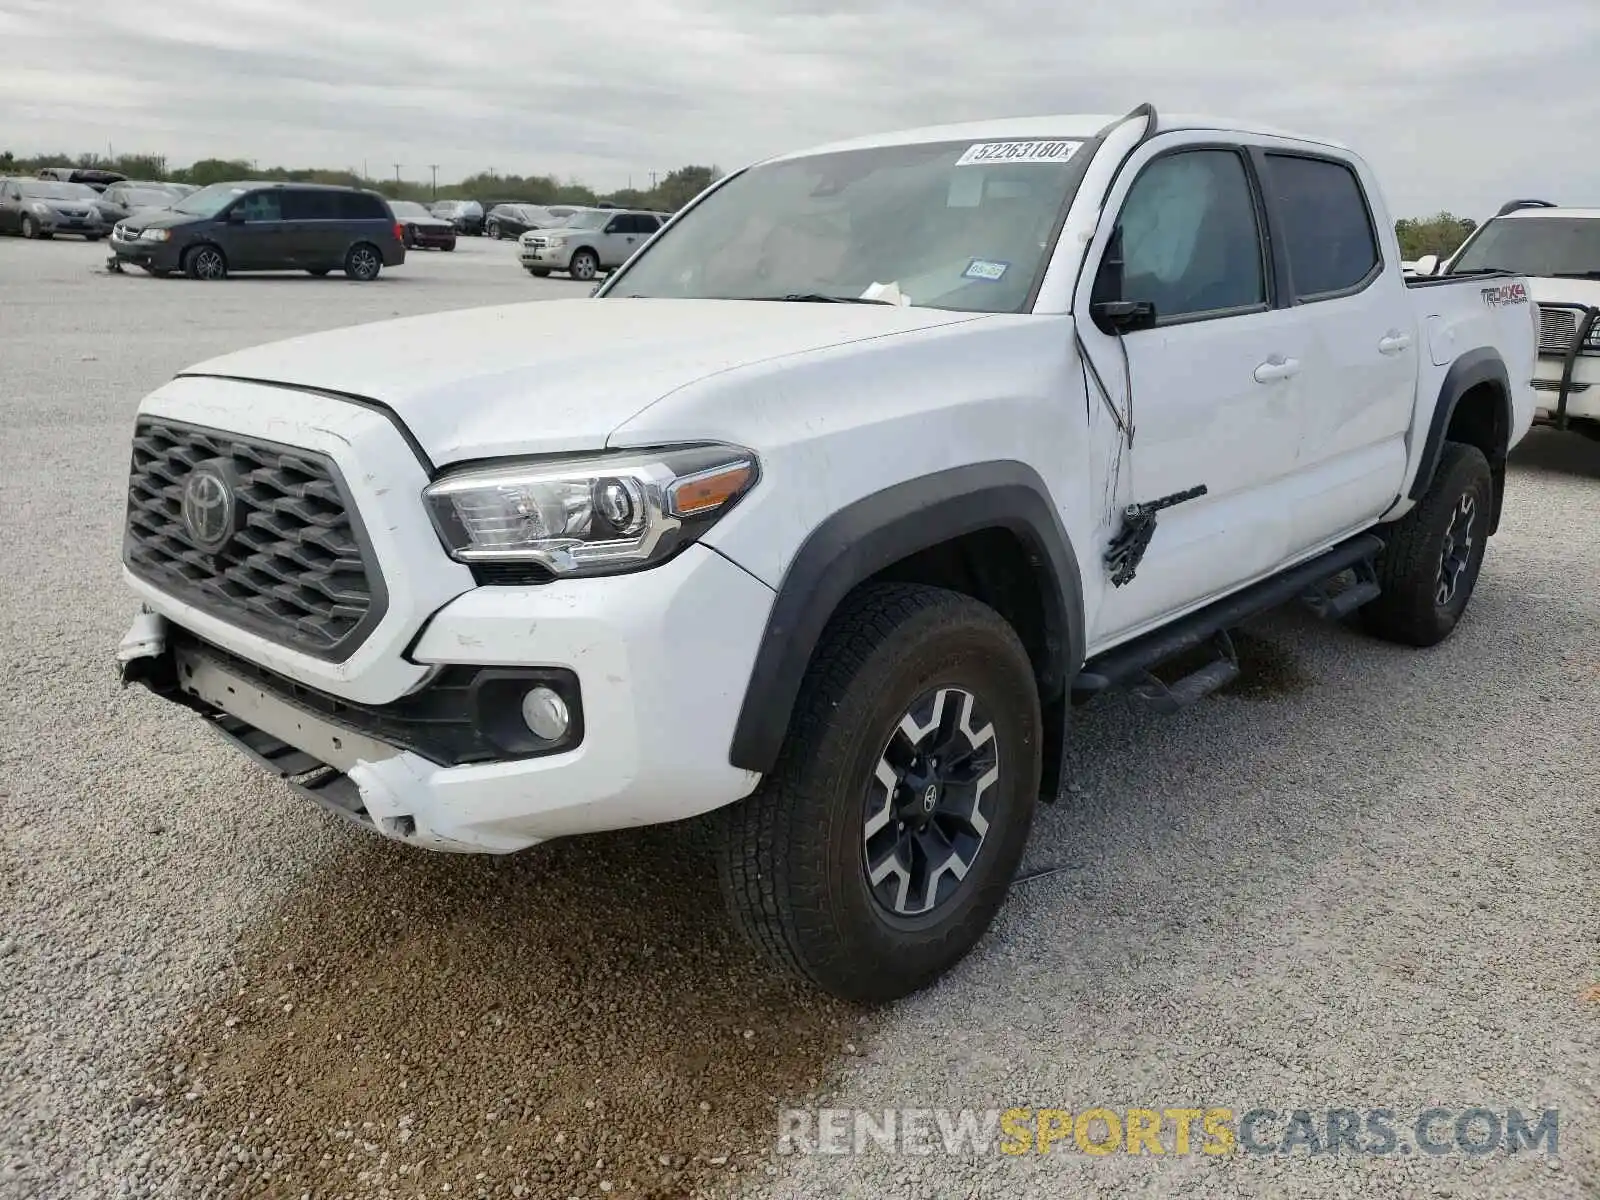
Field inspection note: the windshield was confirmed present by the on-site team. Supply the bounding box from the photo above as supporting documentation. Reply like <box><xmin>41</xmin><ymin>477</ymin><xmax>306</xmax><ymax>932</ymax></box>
<box><xmin>390</xmin><ymin>201</ymin><xmax>430</xmax><ymax>219</ymax></box>
<box><xmin>606</xmin><ymin>137</ymin><xmax>1091</xmax><ymax>311</ymax></box>
<box><xmin>21</xmin><ymin>181</ymin><xmax>97</xmax><ymax>200</ymax></box>
<box><xmin>1451</xmin><ymin>217</ymin><xmax>1600</xmax><ymax>277</ymax></box>
<box><xmin>563</xmin><ymin>210</ymin><xmax>607</xmax><ymax>230</ymax></box>
<box><xmin>121</xmin><ymin>188</ymin><xmax>174</xmax><ymax>207</ymax></box>
<box><xmin>172</xmin><ymin>183</ymin><xmax>249</xmax><ymax>217</ymax></box>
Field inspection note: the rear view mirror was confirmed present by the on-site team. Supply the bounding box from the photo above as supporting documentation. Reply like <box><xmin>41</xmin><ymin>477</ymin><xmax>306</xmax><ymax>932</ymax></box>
<box><xmin>1412</xmin><ymin>254</ymin><xmax>1439</xmax><ymax>277</ymax></box>
<box><xmin>225</xmin><ymin>208</ymin><xmax>245</xmax><ymax>224</ymax></box>
<box><xmin>1090</xmin><ymin>300</ymin><xmax>1158</xmax><ymax>333</ymax></box>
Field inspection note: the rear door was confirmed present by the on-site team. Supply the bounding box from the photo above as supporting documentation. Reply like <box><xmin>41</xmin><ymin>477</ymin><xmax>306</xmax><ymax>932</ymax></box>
<box><xmin>1254</xmin><ymin>150</ymin><xmax>1416</xmax><ymax>549</ymax></box>
<box><xmin>282</xmin><ymin>189</ymin><xmax>343</xmax><ymax>267</ymax></box>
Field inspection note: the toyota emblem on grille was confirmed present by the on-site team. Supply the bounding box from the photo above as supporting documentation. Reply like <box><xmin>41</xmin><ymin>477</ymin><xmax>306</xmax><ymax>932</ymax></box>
<box><xmin>181</xmin><ymin>463</ymin><xmax>239</xmax><ymax>554</ymax></box>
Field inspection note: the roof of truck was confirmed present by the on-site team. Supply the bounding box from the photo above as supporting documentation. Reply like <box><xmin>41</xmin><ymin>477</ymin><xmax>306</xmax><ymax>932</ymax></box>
<box><xmin>770</xmin><ymin>112</ymin><xmax>1347</xmax><ymax>163</ymax></box>
<box><xmin>1501</xmin><ymin>206</ymin><xmax>1600</xmax><ymax>219</ymax></box>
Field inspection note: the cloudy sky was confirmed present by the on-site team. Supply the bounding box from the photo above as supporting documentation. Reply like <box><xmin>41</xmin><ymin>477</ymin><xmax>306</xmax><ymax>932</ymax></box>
<box><xmin>3</xmin><ymin>0</ymin><xmax>1597</xmax><ymax>217</ymax></box>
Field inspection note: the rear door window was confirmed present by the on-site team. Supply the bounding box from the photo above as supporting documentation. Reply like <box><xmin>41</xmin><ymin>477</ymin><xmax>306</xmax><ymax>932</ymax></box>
<box><xmin>282</xmin><ymin>190</ymin><xmax>341</xmax><ymax>220</ymax></box>
<box><xmin>336</xmin><ymin>191</ymin><xmax>387</xmax><ymax>220</ymax></box>
<box><xmin>1262</xmin><ymin>153</ymin><xmax>1381</xmax><ymax>300</ymax></box>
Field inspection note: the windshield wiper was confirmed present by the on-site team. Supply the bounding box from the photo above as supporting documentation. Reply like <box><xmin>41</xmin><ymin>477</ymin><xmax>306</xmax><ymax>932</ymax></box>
<box><xmin>741</xmin><ymin>293</ymin><xmax>895</xmax><ymax>305</ymax></box>
<box><xmin>1551</xmin><ymin>270</ymin><xmax>1600</xmax><ymax>279</ymax></box>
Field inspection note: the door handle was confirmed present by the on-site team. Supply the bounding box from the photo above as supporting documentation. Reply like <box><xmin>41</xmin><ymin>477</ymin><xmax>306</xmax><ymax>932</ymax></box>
<box><xmin>1253</xmin><ymin>356</ymin><xmax>1301</xmax><ymax>383</ymax></box>
<box><xmin>1378</xmin><ymin>331</ymin><xmax>1413</xmax><ymax>355</ymax></box>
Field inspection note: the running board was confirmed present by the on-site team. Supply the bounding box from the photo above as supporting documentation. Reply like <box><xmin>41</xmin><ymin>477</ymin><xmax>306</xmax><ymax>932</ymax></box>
<box><xmin>1300</xmin><ymin>557</ymin><xmax>1380</xmax><ymax>621</ymax></box>
<box><xmin>1072</xmin><ymin>534</ymin><xmax>1384</xmax><ymax>706</ymax></box>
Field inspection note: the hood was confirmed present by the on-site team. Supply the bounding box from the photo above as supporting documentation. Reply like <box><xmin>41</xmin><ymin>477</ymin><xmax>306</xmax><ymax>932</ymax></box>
<box><xmin>177</xmin><ymin>297</ymin><xmax>989</xmax><ymax>463</ymax></box>
<box><xmin>1526</xmin><ymin>276</ymin><xmax>1600</xmax><ymax>307</ymax></box>
<box><xmin>118</xmin><ymin>209</ymin><xmax>197</xmax><ymax>233</ymax></box>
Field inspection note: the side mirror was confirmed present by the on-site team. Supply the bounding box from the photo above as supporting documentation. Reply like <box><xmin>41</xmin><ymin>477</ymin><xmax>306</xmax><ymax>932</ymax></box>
<box><xmin>1412</xmin><ymin>254</ymin><xmax>1439</xmax><ymax>277</ymax></box>
<box><xmin>225</xmin><ymin>208</ymin><xmax>245</xmax><ymax>224</ymax></box>
<box><xmin>1090</xmin><ymin>299</ymin><xmax>1158</xmax><ymax>333</ymax></box>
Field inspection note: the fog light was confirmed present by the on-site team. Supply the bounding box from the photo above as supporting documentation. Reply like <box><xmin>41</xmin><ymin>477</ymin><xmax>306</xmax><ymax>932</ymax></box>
<box><xmin>520</xmin><ymin>686</ymin><xmax>570</xmax><ymax>741</ymax></box>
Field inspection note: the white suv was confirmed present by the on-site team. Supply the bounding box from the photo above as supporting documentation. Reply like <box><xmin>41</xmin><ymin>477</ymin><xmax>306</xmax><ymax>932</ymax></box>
<box><xmin>519</xmin><ymin>208</ymin><xmax>665</xmax><ymax>281</ymax></box>
<box><xmin>1415</xmin><ymin>200</ymin><xmax>1600</xmax><ymax>442</ymax></box>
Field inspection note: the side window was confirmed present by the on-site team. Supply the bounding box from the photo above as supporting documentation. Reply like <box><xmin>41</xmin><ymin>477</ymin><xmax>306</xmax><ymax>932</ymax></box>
<box><xmin>239</xmin><ymin>191</ymin><xmax>282</xmax><ymax>222</ymax></box>
<box><xmin>1262</xmin><ymin>153</ymin><xmax>1380</xmax><ymax>299</ymax></box>
<box><xmin>283</xmin><ymin>190</ymin><xmax>339</xmax><ymax>220</ymax></box>
<box><xmin>337</xmin><ymin>191</ymin><xmax>386</xmax><ymax>220</ymax></box>
<box><xmin>1109</xmin><ymin>148</ymin><xmax>1266</xmax><ymax>323</ymax></box>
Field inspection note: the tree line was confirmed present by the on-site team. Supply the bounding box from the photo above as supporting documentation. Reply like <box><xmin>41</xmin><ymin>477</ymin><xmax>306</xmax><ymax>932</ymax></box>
<box><xmin>0</xmin><ymin>150</ymin><xmax>720</xmax><ymax>214</ymax></box>
<box><xmin>0</xmin><ymin>148</ymin><xmax>1485</xmax><ymax>255</ymax></box>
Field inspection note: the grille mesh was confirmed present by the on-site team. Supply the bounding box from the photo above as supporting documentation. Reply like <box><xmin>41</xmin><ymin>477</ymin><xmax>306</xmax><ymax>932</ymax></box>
<box><xmin>123</xmin><ymin>418</ymin><xmax>384</xmax><ymax>659</ymax></box>
<box><xmin>1538</xmin><ymin>305</ymin><xmax>1579</xmax><ymax>356</ymax></box>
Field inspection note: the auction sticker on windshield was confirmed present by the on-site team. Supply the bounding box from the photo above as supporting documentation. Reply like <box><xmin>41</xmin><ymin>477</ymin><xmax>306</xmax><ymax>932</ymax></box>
<box><xmin>963</xmin><ymin>259</ymin><xmax>1010</xmax><ymax>282</ymax></box>
<box><xmin>955</xmin><ymin>140</ymin><xmax>1082</xmax><ymax>167</ymax></box>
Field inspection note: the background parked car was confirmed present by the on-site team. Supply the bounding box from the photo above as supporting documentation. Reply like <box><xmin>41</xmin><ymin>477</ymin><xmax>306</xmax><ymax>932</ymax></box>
<box><xmin>517</xmin><ymin>207</ymin><xmax>665</xmax><ymax>280</ymax></box>
<box><xmin>0</xmin><ymin>178</ymin><xmax>111</xmax><ymax>239</ymax></box>
<box><xmin>108</xmin><ymin>181</ymin><xmax>405</xmax><ymax>281</ymax></box>
<box><xmin>389</xmin><ymin>200</ymin><xmax>457</xmax><ymax>251</ymax></box>
<box><xmin>36</xmin><ymin>166</ymin><xmax>127</xmax><ymax>193</ymax></box>
<box><xmin>94</xmin><ymin>182</ymin><xmax>186</xmax><ymax>226</ymax></box>
<box><xmin>484</xmin><ymin>203</ymin><xmax>564</xmax><ymax>240</ymax></box>
<box><xmin>430</xmin><ymin>199</ymin><xmax>484</xmax><ymax>236</ymax></box>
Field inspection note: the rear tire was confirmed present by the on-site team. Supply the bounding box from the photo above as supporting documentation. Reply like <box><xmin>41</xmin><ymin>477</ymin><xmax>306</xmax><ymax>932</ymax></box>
<box><xmin>1362</xmin><ymin>441</ymin><xmax>1494</xmax><ymax>647</ymax></box>
<box><xmin>716</xmin><ymin>583</ymin><xmax>1042</xmax><ymax>1004</ymax></box>
<box><xmin>183</xmin><ymin>244</ymin><xmax>227</xmax><ymax>280</ymax></box>
<box><xmin>85</xmin><ymin>233</ymin><xmax>102</xmax><ymax>243</ymax></box>
<box><xmin>343</xmin><ymin>242</ymin><xmax>382</xmax><ymax>281</ymax></box>
<box><xmin>528</xmin><ymin>268</ymin><xmax>551</xmax><ymax>277</ymax></box>
<box><xmin>306</xmin><ymin>268</ymin><xmax>331</xmax><ymax>276</ymax></box>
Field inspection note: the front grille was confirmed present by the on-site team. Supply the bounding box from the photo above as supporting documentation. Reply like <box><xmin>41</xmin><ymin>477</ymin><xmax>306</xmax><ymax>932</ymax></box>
<box><xmin>1538</xmin><ymin>305</ymin><xmax>1580</xmax><ymax>355</ymax></box>
<box><xmin>124</xmin><ymin>418</ymin><xmax>386</xmax><ymax>660</ymax></box>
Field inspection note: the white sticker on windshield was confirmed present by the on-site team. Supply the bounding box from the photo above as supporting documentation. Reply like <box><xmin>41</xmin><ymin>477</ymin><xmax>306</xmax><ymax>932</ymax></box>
<box><xmin>963</xmin><ymin>259</ymin><xmax>1009</xmax><ymax>282</ymax></box>
<box><xmin>955</xmin><ymin>140</ymin><xmax>1082</xmax><ymax>167</ymax></box>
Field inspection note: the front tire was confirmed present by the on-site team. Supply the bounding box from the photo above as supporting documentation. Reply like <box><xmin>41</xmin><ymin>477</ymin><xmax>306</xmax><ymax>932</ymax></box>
<box><xmin>568</xmin><ymin>249</ymin><xmax>599</xmax><ymax>281</ymax></box>
<box><xmin>183</xmin><ymin>244</ymin><xmax>227</xmax><ymax>280</ymax></box>
<box><xmin>716</xmin><ymin>583</ymin><xmax>1041</xmax><ymax>1003</ymax></box>
<box><xmin>344</xmin><ymin>242</ymin><xmax>382</xmax><ymax>281</ymax></box>
<box><xmin>1362</xmin><ymin>441</ymin><xmax>1494</xmax><ymax>647</ymax></box>
<box><xmin>21</xmin><ymin>216</ymin><xmax>38</xmax><ymax>239</ymax></box>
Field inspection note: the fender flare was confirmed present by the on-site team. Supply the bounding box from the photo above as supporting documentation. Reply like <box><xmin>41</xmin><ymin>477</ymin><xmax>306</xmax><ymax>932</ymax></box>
<box><xmin>727</xmin><ymin>461</ymin><xmax>1085</xmax><ymax>774</ymax></box>
<box><xmin>1408</xmin><ymin>347</ymin><xmax>1512</xmax><ymax>502</ymax></box>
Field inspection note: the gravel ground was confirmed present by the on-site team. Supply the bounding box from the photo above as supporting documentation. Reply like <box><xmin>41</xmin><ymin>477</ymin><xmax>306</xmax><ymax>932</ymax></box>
<box><xmin>1</xmin><ymin>233</ymin><xmax>1597</xmax><ymax>1200</ymax></box>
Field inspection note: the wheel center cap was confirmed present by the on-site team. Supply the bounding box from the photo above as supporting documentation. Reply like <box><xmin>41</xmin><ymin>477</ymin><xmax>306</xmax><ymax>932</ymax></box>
<box><xmin>921</xmin><ymin>783</ymin><xmax>939</xmax><ymax>813</ymax></box>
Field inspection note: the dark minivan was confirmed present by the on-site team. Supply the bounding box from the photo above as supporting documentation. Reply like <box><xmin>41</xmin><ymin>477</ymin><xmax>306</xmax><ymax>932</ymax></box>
<box><xmin>108</xmin><ymin>181</ymin><xmax>406</xmax><ymax>280</ymax></box>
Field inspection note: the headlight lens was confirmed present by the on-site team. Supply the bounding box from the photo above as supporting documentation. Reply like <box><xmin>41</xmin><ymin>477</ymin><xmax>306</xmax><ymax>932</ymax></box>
<box><xmin>546</xmin><ymin>234</ymin><xmax>568</xmax><ymax>246</ymax></box>
<box><xmin>31</xmin><ymin>202</ymin><xmax>49</xmax><ymax>214</ymax></box>
<box><xmin>138</xmin><ymin>228</ymin><xmax>170</xmax><ymax>242</ymax></box>
<box><xmin>424</xmin><ymin>445</ymin><xmax>759</xmax><ymax>577</ymax></box>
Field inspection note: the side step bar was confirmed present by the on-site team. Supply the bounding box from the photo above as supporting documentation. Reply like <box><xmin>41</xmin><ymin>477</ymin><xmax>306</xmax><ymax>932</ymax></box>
<box><xmin>1071</xmin><ymin>533</ymin><xmax>1384</xmax><ymax>708</ymax></box>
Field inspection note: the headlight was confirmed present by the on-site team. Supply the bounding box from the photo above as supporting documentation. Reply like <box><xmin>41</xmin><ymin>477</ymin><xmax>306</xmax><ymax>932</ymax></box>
<box><xmin>138</xmin><ymin>228</ymin><xmax>170</xmax><ymax>242</ymax></box>
<box><xmin>424</xmin><ymin>445</ymin><xmax>759</xmax><ymax>577</ymax></box>
<box><xmin>31</xmin><ymin>202</ymin><xmax>49</xmax><ymax>214</ymax></box>
<box><xmin>546</xmin><ymin>235</ymin><xmax>568</xmax><ymax>246</ymax></box>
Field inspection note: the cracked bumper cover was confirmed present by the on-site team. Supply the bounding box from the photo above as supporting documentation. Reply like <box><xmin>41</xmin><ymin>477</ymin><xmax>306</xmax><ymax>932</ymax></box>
<box><xmin>117</xmin><ymin>543</ymin><xmax>772</xmax><ymax>854</ymax></box>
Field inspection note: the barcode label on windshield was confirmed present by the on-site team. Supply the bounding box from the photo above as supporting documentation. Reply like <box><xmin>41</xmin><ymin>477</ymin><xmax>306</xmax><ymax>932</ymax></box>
<box><xmin>955</xmin><ymin>140</ymin><xmax>1082</xmax><ymax>167</ymax></box>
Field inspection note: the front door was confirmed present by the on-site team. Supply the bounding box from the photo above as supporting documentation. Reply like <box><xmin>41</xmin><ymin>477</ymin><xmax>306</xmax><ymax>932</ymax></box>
<box><xmin>226</xmin><ymin>189</ymin><xmax>288</xmax><ymax>270</ymax></box>
<box><xmin>1074</xmin><ymin>139</ymin><xmax>1312</xmax><ymax>646</ymax></box>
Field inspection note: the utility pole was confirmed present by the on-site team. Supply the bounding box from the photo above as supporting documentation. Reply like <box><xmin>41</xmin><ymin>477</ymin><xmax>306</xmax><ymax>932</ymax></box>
<box><xmin>428</xmin><ymin>164</ymin><xmax>439</xmax><ymax>198</ymax></box>
<box><xmin>649</xmin><ymin>170</ymin><xmax>657</xmax><ymax>190</ymax></box>
<box><xmin>393</xmin><ymin>163</ymin><xmax>402</xmax><ymax>184</ymax></box>
<box><xmin>362</xmin><ymin>158</ymin><xmax>368</xmax><ymax>180</ymax></box>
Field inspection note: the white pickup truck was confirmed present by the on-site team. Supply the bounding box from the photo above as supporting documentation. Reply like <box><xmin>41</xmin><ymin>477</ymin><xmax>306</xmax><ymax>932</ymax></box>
<box><xmin>117</xmin><ymin>106</ymin><xmax>1537</xmax><ymax>1003</ymax></box>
